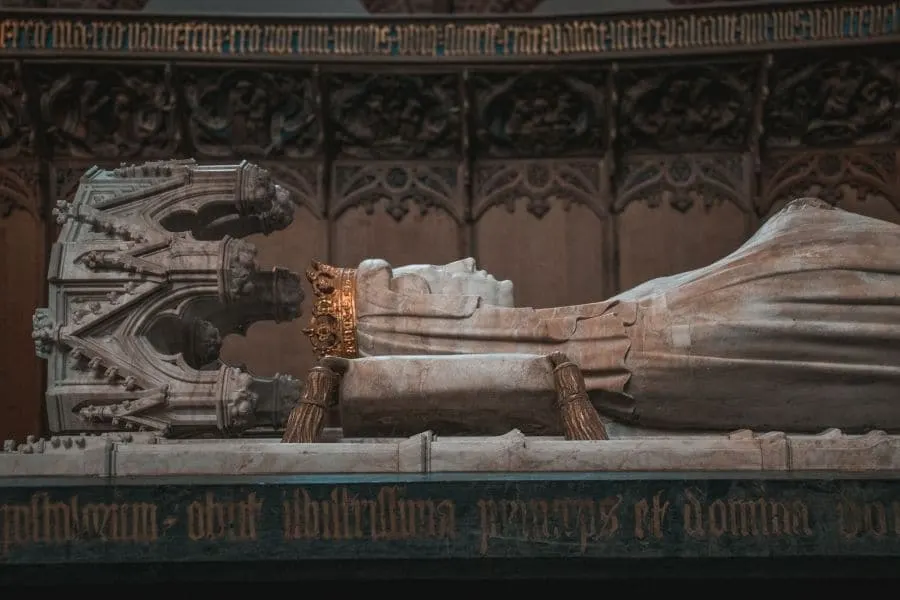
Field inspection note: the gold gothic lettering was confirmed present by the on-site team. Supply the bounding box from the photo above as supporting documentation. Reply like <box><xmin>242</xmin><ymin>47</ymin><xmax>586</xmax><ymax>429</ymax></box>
<box><xmin>634</xmin><ymin>491</ymin><xmax>671</xmax><ymax>539</ymax></box>
<box><xmin>836</xmin><ymin>500</ymin><xmax>900</xmax><ymax>539</ymax></box>
<box><xmin>682</xmin><ymin>489</ymin><xmax>813</xmax><ymax>539</ymax></box>
<box><xmin>282</xmin><ymin>487</ymin><xmax>456</xmax><ymax>542</ymax></box>
<box><xmin>186</xmin><ymin>492</ymin><xmax>264</xmax><ymax>542</ymax></box>
<box><xmin>477</xmin><ymin>495</ymin><xmax>622</xmax><ymax>555</ymax></box>
<box><xmin>0</xmin><ymin>493</ymin><xmax>158</xmax><ymax>555</ymax></box>
<box><xmin>0</xmin><ymin>1</ymin><xmax>896</xmax><ymax>57</ymax></box>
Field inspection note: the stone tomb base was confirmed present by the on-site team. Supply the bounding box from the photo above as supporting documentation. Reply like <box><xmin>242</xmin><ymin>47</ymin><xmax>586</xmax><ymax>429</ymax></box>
<box><xmin>1</xmin><ymin>428</ymin><xmax>900</xmax><ymax>477</ymax></box>
<box><xmin>1</xmin><ymin>430</ymin><xmax>900</xmax><ymax>575</ymax></box>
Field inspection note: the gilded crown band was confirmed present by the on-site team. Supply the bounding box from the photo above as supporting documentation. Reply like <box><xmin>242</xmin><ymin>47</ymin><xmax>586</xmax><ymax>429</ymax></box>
<box><xmin>302</xmin><ymin>260</ymin><xmax>359</xmax><ymax>359</ymax></box>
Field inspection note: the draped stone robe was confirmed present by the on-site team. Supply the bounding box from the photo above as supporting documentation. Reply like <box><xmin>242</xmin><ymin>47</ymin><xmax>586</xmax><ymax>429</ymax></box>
<box><xmin>341</xmin><ymin>199</ymin><xmax>900</xmax><ymax>436</ymax></box>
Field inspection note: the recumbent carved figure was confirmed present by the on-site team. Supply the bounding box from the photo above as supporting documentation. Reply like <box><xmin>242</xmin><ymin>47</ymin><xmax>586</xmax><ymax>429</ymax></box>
<box><xmin>33</xmin><ymin>161</ymin><xmax>900</xmax><ymax>443</ymax></box>
<box><xmin>284</xmin><ymin>197</ymin><xmax>900</xmax><ymax>443</ymax></box>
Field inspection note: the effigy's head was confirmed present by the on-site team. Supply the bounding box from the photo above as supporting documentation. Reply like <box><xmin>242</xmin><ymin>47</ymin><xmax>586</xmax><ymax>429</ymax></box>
<box><xmin>302</xmin><ymin>257</ymin><xmax>514</xmax><ymax>359</ymax></box>
<box><xmin>390</xmin><ymin>258</ymin><xmax>514</xmax><ymax>308</ymax></box>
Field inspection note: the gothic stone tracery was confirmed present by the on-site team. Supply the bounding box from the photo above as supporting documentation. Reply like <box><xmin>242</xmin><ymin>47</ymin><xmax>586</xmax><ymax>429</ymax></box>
<box><xmin>34</xmin><ymin>160</ymin><xmax>304</xmax><ymax>436</ymax></box>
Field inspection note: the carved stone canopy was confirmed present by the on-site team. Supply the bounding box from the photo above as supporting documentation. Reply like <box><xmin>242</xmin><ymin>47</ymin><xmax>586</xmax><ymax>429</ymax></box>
<box><xmin>34</xmin><ymin>159</ymin><xmax>304</xmax><ymax>437</ymax></box>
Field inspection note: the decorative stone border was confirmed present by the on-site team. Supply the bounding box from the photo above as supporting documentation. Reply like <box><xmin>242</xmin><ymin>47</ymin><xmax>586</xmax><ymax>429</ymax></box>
<box><xmin>1</xmin><ymin>428</ymin><xmax>897</xmax><ymax>477</ymax></box>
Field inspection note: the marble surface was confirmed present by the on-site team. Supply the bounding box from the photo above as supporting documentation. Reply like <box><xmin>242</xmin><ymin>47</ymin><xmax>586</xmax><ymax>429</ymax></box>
<box><xmin>1</xmin><ymin>429</ymin><xmax>899</xmax><ymax>477</ymax></box>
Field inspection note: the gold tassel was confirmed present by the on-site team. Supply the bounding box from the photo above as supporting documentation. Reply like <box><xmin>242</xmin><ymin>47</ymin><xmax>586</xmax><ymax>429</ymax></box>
<box><xmin>549</xmin><ymin>351</ymin><xmax>609</xmax><ymax>441</ymax></box>
<box><xmin>282</xmin><ymin>365</ymin><xmax>341</xmax><ymax>443</ymax></box>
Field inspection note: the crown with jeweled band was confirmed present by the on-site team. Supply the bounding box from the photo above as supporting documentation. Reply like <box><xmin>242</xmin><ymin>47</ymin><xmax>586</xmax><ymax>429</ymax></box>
<box><xmin>302</xmin><ymin>260</ymin><xmax>359</xmax><ymax>359</ymax></box>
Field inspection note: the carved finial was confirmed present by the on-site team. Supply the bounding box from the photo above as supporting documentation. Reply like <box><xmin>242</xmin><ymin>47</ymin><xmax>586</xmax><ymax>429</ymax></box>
<box><xmin>235</xmin><ymin>163</ymin><xmax>295</xmax><ymax>234</ymax></box>
<box><xmin>302</xmin><ymin>260</ymin><xmax>359</xmax><ymax>359</ymax></box>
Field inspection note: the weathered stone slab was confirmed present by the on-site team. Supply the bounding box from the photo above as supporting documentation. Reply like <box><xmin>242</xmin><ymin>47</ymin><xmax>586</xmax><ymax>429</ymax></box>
<box><xmin>1</xmin><ymin>474</ymin><xmax>900</xmax><ymax>564</ymax></box>
<box><xmin>4</xmin><ymin>431</ymin><xmax>900</xmax><ymax>477</ymax></box>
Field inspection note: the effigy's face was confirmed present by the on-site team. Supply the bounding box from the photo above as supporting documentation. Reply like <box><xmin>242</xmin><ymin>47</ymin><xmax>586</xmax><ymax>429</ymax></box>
<box><xmin>392</xmin><ymin>258</ymin><xmax>514</xmax><ymax>307</ymax></box>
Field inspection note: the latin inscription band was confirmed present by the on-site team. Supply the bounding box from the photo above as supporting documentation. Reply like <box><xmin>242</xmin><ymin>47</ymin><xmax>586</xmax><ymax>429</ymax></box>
<box><xmin>0</xmin><ymin>1</ymin><xmax>897</xmax><ymax>59</ymax></box>
<box><xmin>1</xmin><ymin>477</ymin><xmax>900</xmax><ymax>563</ymax></box>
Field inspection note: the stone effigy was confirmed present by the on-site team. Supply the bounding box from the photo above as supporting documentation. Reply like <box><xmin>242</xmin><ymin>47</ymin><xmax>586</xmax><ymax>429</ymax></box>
<box><xmin>24</xmin><ymin>160</ymin><xmax>900</xmax><ymax>478</ymax></box>
<box><xmin>285</xmin><ymin>196</ymin><xmax>900</xmax><ymax>443</ymax></box>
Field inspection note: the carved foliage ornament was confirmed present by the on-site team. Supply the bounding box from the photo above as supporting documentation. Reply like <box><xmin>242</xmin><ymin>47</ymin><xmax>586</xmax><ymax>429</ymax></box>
<box><xmin>474</xmin><ymin>71</ymin><xmax>606</xmax><ymax>159</ymax></box>
<box><xmin>0</xmin><ymin>164</ymin><xmax>39</xmax><ymax>220</ymax></box>
<box><xmin>182</xmin><ymin>69</ymin><xmax>321</xmax><ymax>159</ymax></box>
<box><xmin>36</xmin><ymin>64</ymin><xmax>178</xmax><ymax>159</ymax></box>
<box><xmin>618</xmin><ymin>64</ymin><xmax>755</xmax><ymax>152</ymax></box>
<box><xmin>329</xmin><ymin>73</ymin><xmax>461</xmax><ymax>160</ymax></box>
<box><xmin>0</xmin><ymin>62</ymin><xmax>33</xmax><ymax>160</ymax></box>
<box><xmin>764</xmin><ymin>57</ymin><xmax>900</xmax><ymax>148</ymax></box>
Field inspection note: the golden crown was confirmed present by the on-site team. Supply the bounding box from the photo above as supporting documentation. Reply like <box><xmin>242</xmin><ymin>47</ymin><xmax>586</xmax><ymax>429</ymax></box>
<box><xmin>302</xmin><ymin>260</ymin><xmax>359</xmax><ymax>359</ymax></box>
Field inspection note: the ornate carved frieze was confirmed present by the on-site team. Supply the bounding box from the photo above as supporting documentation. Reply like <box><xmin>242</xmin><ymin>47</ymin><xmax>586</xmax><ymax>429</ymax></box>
<box><xmin>0</xmin><ymin>62</ymin><xmax>33</xmax><ymax>160</ymax></box>
<box><xmin>181</xmin><ymin>68</ymin><xmax>321</xmax><ymax>160</ymax></box>
<box><xmin>472</xmin><ymin>159</ymin><xmax>608</xmax><ymax>220</ymax></box>
<box><xmin>764</xmin><ymin>56</ymin><xmax>900</xmax><ymax>149</ymax></box>
<box><xmin>331</xmin><ymin>162</ymin><xmax>464</xmax><ymax>223</ymax></box>
<box><xmin>328</xmin><ymin>73</ymin><xmax>461</xmax><ymax>161</ymax></box>
<box><xmin>0</xmin><ymin>162</ymin><xmax>40</xmax><ymax>220</ymax></box>
<box><xmin>473</xmin><ymin>70</ymin><xmax>606</xmax><ymax>159</ymax></box>
<box><xmin>614</xmin><ymin>153</ymin><xmax>753</xmax><ymax>214</ymax></box>
<box><xmin>758</xmin><ymin>150</ymin><xmax>900</xmax><ymax>215</ymax></box>
<box><xmin>32</xmin><ymin>64</ymin><xmax>178</xmax><ymax>160</ymax></box>
<box><xmin>617</xmin><ymin>63</ymin><xmax>757</xmax><ymax>153</ymax></box>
